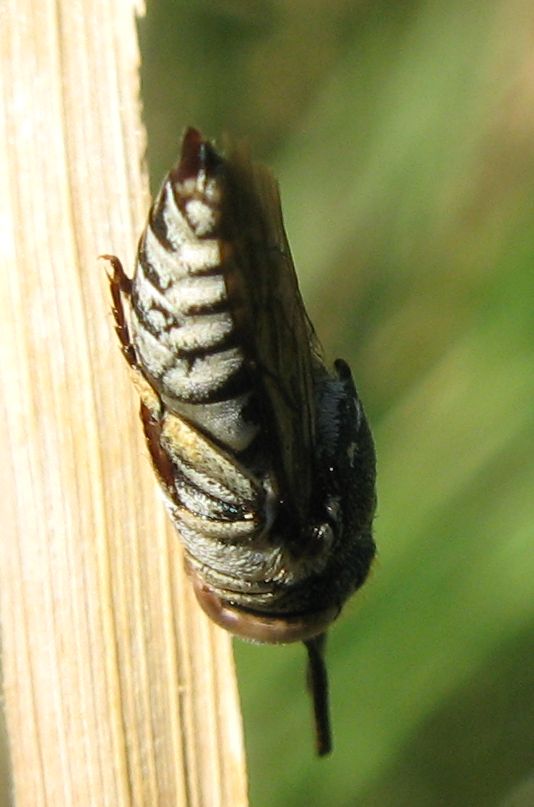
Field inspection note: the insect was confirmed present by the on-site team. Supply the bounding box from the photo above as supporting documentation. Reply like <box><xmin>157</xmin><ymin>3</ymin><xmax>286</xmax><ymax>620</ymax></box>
<box><xmin>105</xmin><ymin>128</ymin><xmax>376</xmax><ymax>756</ymax></box>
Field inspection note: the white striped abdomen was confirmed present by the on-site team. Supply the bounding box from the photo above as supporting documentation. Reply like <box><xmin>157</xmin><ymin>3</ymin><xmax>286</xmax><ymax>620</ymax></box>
<box><xmin>130</xmin><ymin>173</ymin><xmax>259</xmax><ymax>454</ymax></box>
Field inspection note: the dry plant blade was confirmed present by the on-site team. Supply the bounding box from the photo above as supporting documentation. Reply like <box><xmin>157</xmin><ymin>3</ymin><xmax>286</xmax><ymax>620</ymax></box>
<box><xmin>0</xmin><ymin>1</ymin><xmax>248</xmax><ymax>805</ymax></box>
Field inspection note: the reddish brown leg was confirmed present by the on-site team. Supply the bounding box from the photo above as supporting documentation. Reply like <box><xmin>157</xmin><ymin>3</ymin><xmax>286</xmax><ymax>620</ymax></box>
<box><xmin>139</xmin><ymin>402</ymin><xmax>176</xmax><ymax>491</ymax></box>
<box><xmin>103</xmin><ymin>254</ymin><xmax>137</xmax><ymax>368</ymax></box>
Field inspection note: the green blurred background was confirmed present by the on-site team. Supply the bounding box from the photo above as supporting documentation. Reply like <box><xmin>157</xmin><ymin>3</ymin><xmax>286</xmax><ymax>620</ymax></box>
<box><xmin>139</xmin><ymin>1</ymin><xmax>534</xmax><ymax>806</ymax></box>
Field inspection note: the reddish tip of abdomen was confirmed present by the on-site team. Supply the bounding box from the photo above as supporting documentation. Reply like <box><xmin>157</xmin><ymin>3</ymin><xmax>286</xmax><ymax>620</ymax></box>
<box><xmin>175</xmin><ymin>127</ymin><xmax>223</xmax><ymax>183</ymax></box>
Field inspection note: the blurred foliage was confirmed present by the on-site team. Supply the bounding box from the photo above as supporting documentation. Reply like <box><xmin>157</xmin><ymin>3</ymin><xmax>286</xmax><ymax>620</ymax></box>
<box><xmin>139</xmin><ymin>1</ymin><xmax>534</xmax><ymax>805</ymax></box>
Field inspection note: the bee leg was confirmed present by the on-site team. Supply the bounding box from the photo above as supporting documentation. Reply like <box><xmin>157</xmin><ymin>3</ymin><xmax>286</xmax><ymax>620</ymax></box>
<box><xmin>103</xmin><ymin>254</ymin><xmax>137</xmax><ymax>369</ymax></box>
<box><xmin>304</xmin><ymin>633</ymin><xmax>332</xmax><ymax>756</ymax></box>
<box><xmin>139</xmin><ymin>402</ymin><xmax>176</xmax><ymax>491</ymax></box>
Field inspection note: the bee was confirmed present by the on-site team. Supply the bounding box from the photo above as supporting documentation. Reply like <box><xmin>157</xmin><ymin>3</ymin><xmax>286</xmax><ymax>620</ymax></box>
<box><xmin>105</xmin><ymin>128</ymin><xmax>376</xmax><ymax>756</ymax></box>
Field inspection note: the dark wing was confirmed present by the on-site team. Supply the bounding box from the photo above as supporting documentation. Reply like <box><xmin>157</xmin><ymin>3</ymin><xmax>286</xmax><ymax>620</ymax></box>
<box><xmin>221</xmin><ymin>142</ymin><xmax>317</xmax><ymax>526</ymax></box>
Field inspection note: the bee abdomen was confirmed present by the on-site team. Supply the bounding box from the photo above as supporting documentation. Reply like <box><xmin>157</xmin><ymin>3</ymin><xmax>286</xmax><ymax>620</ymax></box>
<box><xmin>131</xmin><ymin>173</ymin><xmax>259</xmax><ymax>451</ymax></box>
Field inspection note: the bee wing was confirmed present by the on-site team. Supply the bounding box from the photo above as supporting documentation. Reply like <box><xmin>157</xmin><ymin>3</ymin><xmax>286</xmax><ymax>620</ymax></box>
<box><xmin>223</xmin><ymin>144</ymin><xmax>317</xmax><ymax>525</ymax></box>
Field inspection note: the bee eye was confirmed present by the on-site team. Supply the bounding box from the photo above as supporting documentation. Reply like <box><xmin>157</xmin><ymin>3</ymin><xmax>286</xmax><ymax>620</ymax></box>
<box><xmin>309</xmin><ymin>522</ymin><xmax>335</xmax><ymax>552</ymax></box>
<box><xmin>108</xmin><ymin>127</ymin><xmax>376</xmax><ymax>757</ymax></box>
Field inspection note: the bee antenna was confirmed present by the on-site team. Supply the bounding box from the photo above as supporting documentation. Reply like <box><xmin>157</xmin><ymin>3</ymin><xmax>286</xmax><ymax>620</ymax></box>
<box><xmin>304</xmin><ymin>633</ymin><xmax>332</xmax><ymax>756</ymax></box>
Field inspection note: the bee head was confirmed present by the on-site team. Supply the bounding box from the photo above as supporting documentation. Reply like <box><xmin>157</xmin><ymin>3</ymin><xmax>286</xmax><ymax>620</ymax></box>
<box><xmin>188</xmin><ymin>569</ymin><xmax>339</xmax><ymax>645</ymax></box>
